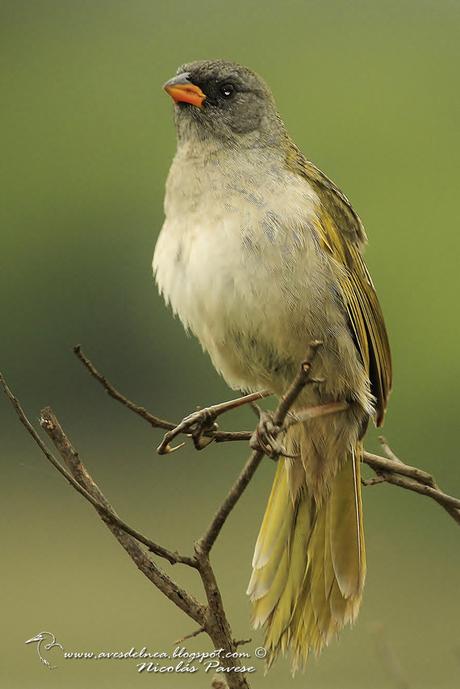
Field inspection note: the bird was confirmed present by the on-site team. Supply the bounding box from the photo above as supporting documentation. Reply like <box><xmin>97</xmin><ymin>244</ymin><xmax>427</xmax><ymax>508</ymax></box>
<box><xmin>154</xmin><ymin>59</ymin><xmax>392</xmax><ymax>670</ymax></box>
<box><xmin>25</xmin><ymin>631</ymin><xmax>64</xmax><ymax>669</ymax></box>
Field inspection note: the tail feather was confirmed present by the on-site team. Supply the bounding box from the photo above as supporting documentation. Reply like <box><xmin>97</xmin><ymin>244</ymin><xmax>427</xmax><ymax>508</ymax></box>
<box><xmin>249</xmin><ymin>549</ymin><xmax>290</xmax><ymax>628</ymax></box>
<box><xmin>248</xmin><ymin>434</ymin><xmax>366</xmax><ymax>670</ymax></box>
<box><xmin>251</xmin><ymin>460</ymin><xmax>294</xmax><ymax>570</ymax></box>
<box><xmin>263</xmin><ymin>495</ymin><xmax>311</xmax><ymax>647</ymax></box>
<box><xmin>329</xmin><ymin>445</ymin><xmax>365</xmax><ymax>599</ymax></box>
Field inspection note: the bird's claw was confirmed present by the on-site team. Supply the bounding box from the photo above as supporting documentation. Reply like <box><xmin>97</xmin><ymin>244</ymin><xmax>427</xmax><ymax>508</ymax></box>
<box><xmin>158</xmin><ymin>408</ymin><xmax>218</xmax><ymax>454</ymax></box>
<box><xmin>249</xmin><ymin>410</ymin><xmax>297</xmax><ymax>460</ymax></box>
<box><xmin>183</xmin><ymin>409</ymin><xmax>219</xmax><ymax>449</ymax></box>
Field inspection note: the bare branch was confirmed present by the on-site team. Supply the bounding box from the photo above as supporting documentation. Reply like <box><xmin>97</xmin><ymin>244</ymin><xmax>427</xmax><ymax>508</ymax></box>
<box><xmin>5</xmin><ymin>339</ymin><xmax>459</xmax><ymax>689</ymax></box>
<box><xmin>157</xmin><ymin>389</ymin><xmax>272</xmax><ymax>455</ymax></box>
<box><xmin>272</xmin><ymin>339</ymin><xmax>323</xmax><ymax>423</ymax></box>
<box><xmin>362</xmin><ymin>475</ymin><xmax>386</xmax><ymax>487</ymax></box>
<box><xmin>363</xmin><ymin>447</ymin><xmax>460</xmax><ymax>526</ymax></box>
<box><xmin>196</xmin><ymin>342</ymin><xmax>323</xmax><ymax>556</ymax></box>
<box><xmin>39</xmin><ymin>407</ymin><xmax>198</xmax><ymax>567</ymax></box>
<box><xmin>173</xmin><ymin>626</ymin><xmax>205</xmax><ymax>644</ymax></box>
<box><xmin>75</xmin><ymin>344</ymin><xmax>268</xmax><ymax>451</ymax></box>
<box><xmin>196</xmin><ymin>554</ymin><xmax>250</xmax><ymax>689</ymax></box>
<box><xmin>74</xmin><ymin>345</ymin><xmax>343</xmax><ymax>449</ymax></box>
<box><xmin>39</xmin><ymin>413</ymin><xmax>205</xmax><ymax>621</ymax></box>
<box><xmin>211</xmin><ymin>427</ymin><xmax>460</xmax><ymax>527</ymax></box>
<box><xmin>0</xmin><ymin>375</ymin><xmax>204</xmax><ymax>620</ymax></box>
<box><xmin>1</xmin><ymin>371</ymin><xmax>249</xmax><ymax>689</ymax></box>
<box><xmin>74</xmin><ymin>345</ymin><xmax>174</xmax><ymax>430</ymax></box>
<box><xmin>70</xmin><ymin>349</ymin><xmax>460</xmax><ymax>528</ymax></box>
<box><xmin>197</xmin><ymin>449</ymin><xmax>265</xmax><ymax>556</ymax></box>
<box><xmin>234</xmin><ymin>638</ymin><xmax>252</xmax><ymax>648</ymax></box>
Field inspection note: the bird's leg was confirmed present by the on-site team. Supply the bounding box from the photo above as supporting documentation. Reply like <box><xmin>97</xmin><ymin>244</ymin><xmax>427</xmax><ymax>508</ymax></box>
<box><xmin>249</xmin><ymin>405</ymin><xmax>298</xmax><ymax>460</ymax></box>
<box><xmin>157</xmin><ymin>389</ymin><xmax>272</xmax><ymax>454</ymax></box>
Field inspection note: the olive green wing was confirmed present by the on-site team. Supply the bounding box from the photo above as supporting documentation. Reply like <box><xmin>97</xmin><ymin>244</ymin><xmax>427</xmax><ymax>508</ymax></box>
<box><xmin>290</xmin><ymin>152</ymin><xmax>392</xmax><ymax>424</ymax></box>
<box><xmin>336</xmin><ymin>241</ymin><xmax>392</xmax><ymax>426</ymax></box>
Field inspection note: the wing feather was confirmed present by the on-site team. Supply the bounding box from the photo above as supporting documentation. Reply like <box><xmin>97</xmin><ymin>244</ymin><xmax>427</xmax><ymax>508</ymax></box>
<box><xmin>287</xmin><ymin>148</ymin><xmax>392</xmax><ymax>423</ymax></box>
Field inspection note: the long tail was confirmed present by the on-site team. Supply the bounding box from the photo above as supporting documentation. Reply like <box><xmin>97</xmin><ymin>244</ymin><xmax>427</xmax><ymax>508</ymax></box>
<box><xmin>247</xmin><ymin>434</ymin><xmax>366</xmax><ymax>671</ymax></box>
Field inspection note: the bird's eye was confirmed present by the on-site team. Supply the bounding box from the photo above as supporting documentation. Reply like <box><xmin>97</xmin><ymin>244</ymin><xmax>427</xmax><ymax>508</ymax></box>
<box><xmin>220</xmin><ymin>83</ymin><xmax>235</xmax><ymax>98</ymax></box>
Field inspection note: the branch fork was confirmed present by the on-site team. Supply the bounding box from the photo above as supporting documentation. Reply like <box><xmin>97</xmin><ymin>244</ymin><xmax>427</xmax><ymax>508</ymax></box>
<box><xmin>2</xmin><ymin>340</ymin><xmax>459</xmax><ymax>689</ymax></box>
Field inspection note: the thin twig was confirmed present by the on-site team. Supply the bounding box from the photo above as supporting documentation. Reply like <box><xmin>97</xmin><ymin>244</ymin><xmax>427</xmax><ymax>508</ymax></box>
<box><xmin>39</xmin><ymin>407</ymin><xmax>198</xmax><ymax>567</ymax></box>
<box><xmin>194</xmin><ymin>554</ymin><xmax>249</xmax><ymax>689</ymax></box>
<box><xmin>363</xmin><ymin>451</ymin><xmax>435</xmax><ymax>486</ymax></box>
<box><xmin>196</xmin><ymin>342</ymin><xmax>323</xmax><ymax>555</ymax></box>
<box><xmin>174</xmin><ymin>626</ymin><xmax>205</xmax><ymax>644</ymax></box>
<box><xmin>74</xmin><ymin>345</ymin><xmax>175</xmax><ymax>430</ymax></box>
<box><xmin>4</xmin><ymin>338</ymin><xmax>459</xmax><ymax>689</ymax></box>
<box><xmin>0</xmin><ymin>376</ymin><xmax>197</xmax><ymax>567</ymax></box>
<box><xmin>362</xmin><ymin>475</ymin><xmax>386</xmax><ymax>487</ymax></box>
<box><xmin>234</xmin><ymin>638</ymin><xmax>252</xmax><ymax>647</ymax></box>
<box><xmin>75</xmin><ymin>344</ymin><xmax>269</xmax><ymax>450</ymax></box>
<box><xmin>1</xmin><ymin>372</ymin><xmax>252</xmax><ymax>689</ymax></box>
<box><xmin>73</xmin><ymin>346</ymin><xmax>460</xmax><ymax>527</ymax></box>
<box><xmin>0</xmin><ymin>374</ymin><xmax>206</xmax><ymax>623</ymax></box>
<box><xmin>197</xmin><ymin>449</ymin><xmax>265</xmax><ymax>556</ymax></box>
<box><xmin>272</xmin><ymin>340</ymin><xmax>323</xmax><ymax>424</ymax></box>
<box><xmin>180</xmin><ymin>344</ymin><xmax>325</xmax><ymax>689</ymax></box>
<box><xmin>157</xmin><ymin>389</ymin><xmax>272</xmax><ymax>455</ymax></box>
<box><xmin>74</xmin><ymin>346</ymin><xmax>344</xmax><ymax>448</ymax></box>
<box><xmin>363</xmin><ymin>449</ymin><xmax>460</xmax><ymax>526</ymax></box>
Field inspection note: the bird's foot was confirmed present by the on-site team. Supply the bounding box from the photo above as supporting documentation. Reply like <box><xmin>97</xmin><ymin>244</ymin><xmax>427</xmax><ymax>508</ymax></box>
<box><xmin>157</xmin><ymin>407</ymin><xmax>218</xmax><ymax>454</ymax></box>
<box><xmin>184</xmin><ymin>408</ymin><xmax>220</xmax><ymax>451</ymax></box>
<box><xmin>249</xmin><ymin>409</ymin><xmax>298</xmax><ymax>460</ymax></box>
<box><xmin>157</xmin><ymin>390</ymin><xmax>272</xmax><ymax>455</ymax></box>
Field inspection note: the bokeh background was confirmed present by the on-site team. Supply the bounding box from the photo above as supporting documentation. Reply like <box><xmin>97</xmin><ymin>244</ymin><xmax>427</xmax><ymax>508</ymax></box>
<box><xmin>1</xmin><ymin>1</ymin><xmax>459</xmax><ymax>687</ymax></box>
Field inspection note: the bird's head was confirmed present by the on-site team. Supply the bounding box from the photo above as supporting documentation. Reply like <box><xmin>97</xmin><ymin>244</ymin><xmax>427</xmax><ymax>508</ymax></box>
<box><xmin>163</xmin><ymin>59</ymin><xmax>285</xmax><ymax>149</ymax></box>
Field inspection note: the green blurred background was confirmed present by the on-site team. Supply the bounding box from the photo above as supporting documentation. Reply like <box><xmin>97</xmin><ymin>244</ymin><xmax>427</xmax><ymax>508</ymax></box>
<box><xmin>1</xmin><ymin>1</ymin><xmax>459</xmax><ymax>687</ymax></box>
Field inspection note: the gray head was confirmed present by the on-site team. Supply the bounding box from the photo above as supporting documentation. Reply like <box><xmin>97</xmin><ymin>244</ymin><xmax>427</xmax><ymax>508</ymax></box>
<box><xmin>163</xmin><ymin>59</ymin><xmax>286</xmax><ymax>148</ymax></box>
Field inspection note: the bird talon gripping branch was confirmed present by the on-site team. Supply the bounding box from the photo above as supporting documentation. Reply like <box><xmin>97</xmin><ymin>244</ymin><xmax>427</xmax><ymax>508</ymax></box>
<box><xmin>157</xmin><ymin>408</ymin><xmax>218</xmax><ymax>455</ymax></box>
<box><xmin>249</xmin><ymin>410</ymin><xmax>291</xmax><ymax>460</ymax></box>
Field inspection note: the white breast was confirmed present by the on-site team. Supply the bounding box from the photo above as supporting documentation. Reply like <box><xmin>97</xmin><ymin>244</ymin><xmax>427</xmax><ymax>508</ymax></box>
<box><xmin>153</xmin><ymin>145</ymin><xmax>332</xmax><ymax>392</ymax></box>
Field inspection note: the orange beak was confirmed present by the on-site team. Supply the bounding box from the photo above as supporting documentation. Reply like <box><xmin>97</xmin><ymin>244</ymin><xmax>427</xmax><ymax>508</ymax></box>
<box><xmin>163</xmin><ymin>73</ymin><xmax>206</xmax><ymax>108</ymax></box>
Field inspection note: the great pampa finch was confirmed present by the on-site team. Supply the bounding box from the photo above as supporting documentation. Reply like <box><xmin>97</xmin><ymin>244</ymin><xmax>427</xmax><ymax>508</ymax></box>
<box><xmin>154</xmin><ymin>59</ymin><xmax>392</xmax><ymax>670</ymax></box>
